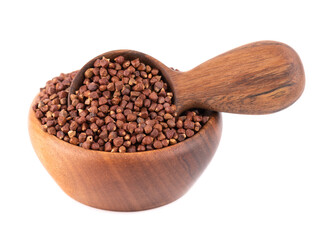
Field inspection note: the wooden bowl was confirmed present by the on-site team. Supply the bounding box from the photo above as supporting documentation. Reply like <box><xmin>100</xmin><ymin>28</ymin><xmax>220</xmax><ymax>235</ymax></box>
<box><xmin>28</xmin><ymin>102</ymin><xmax>222</xmax><ymax>211</ymax></box>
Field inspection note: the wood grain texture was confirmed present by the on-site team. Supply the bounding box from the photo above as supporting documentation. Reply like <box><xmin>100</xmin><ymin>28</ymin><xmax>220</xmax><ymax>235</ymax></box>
<box><xmin>171</xmin><ymin>41</ymin><xmax>305</xmax><ymax>114</ymax></box>
<box><xmin>69</xmin><ymin>41</ymin><xmax>304</xmax><ymax>116</ymax></box>
<box><xmin>28</xmin><ymin>103</ymin><xmax>222</xmax><ymax>211</ymax></box>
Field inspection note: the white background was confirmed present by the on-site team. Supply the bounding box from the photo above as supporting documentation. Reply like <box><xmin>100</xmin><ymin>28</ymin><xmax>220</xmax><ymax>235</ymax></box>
<box><xmin>1</xmin><ymin>0</ymin><xmax>333</xmax><ymax>239</ymax></box>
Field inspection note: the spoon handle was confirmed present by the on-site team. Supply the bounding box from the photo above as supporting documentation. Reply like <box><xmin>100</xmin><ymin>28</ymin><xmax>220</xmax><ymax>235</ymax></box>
<box><xmin>172</xmin><ymin>41</ymin><xmax>305</xmax><ymax>115</ymax></box>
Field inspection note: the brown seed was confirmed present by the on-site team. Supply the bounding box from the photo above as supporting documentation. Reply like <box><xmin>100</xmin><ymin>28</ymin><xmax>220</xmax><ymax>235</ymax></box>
<box><xmin>109</xmin><ymin>146</ymin><xmax>117</xmax><ymax>152</ymax></box>
<box><xmin>134</xmin><ymin>98</ymin><xmax>143</xmax><ymax>107</ymax></box>
<box><xmin>161</xmin><ymin>139</ymin><xmax>169</xmax><ymax>147</ymax></box>
<box><xmin>88</xmin><ymin>82</ymin><xmax>98</xmax><ymax>91</ymax></box>
<box><xmin>113</xmin><ymin>137</ymin><xmax>124</xmax><ymax>147</ymax></box>
<box><xmin>184</xmin><ymin>120</ymin><xmax>195</xmax><ymax>129</ymax></box>
<box><xmin>178</xmin><ymin>133</ymin><xmax>186</xmax><ymax>141</ymax></box>
<box><xmin>153</xmin><ymin>124</ymin><xmax>163</xmax><ymax>132</ymax></box>
<box><xmin>106</xmin><ymin>122</ymin><xmax>116</xmax><ymax>132</ymax></box>
<box><xmin>151</xmin><ymin>68</ymin><xmax>159</xmax><ymax>75</ymax></box>
<box><xmin>56</xmin><ymin>131</ymin><xmax>65</xmax><ymax>139</ymax></box>
<box><xmin>194</xmin><ymin>122</ymin><xmax>201</xmax><ymax>130</ymax></box>
<box><xmin>146</xmin><ymin>144</ymin><xmax>153</xmax><ymax>150</ymax></box>
<box><xmin>84</xmin><ymin>68</ymin><xmax>94</xmax><ymax>78</ymax></box>
<box><xmin>104</xmin><ymin>142</ymin><xmax>112</xmax><ymax>152</ymax></box>
<box><xmin>158</xmin><ymin>97</ymin><xmax>165</xmax><ymax>104</ymax></box>
<box><xmin>193</xmin><ymin>115</ymin><xmax>202</xmax><ymax>122</ymax></box>
<box><xmin>135</xmin><ymin>133</ymin><xmax>145</xmax><ymax>143</ymax></box>
<box><xmin>59</xmin><ymin>98</ymin><xmax>66</xmax><ymax>105</ymax></box>
<box><xmin>127</xmin><ymin>145</ymin><xmax>136</xmax><ymax>152</ymax></box>
<box><xmin>118</xmin><ymin>129</ymin><xmax>126</xmax><ymax>137</ymax></box>
<box><xmin>123</xmin><ymin>140</ymin><xmax>131</xmax><ymax>148</ymax></box>
<box><xmin>90</xmin><ymin>123</ymin><xmax>98</xmax><ymax>132</ymax></box>
<box><xmin>127</xmin><ymin>113</ymin><xmax>137</xmax><ymax>122</ymax></box>
<box><xmin>62</xmin><ymin>135</ymin><xmax>69</xmax><ymax>142</ymax></box>
<box><xmin>164</xmin><ymin>113</ymin><xmax>173</xmax><ymax>120</ymax></box>
<box><xmin>159</xmin><ymin>88</ymin><xmax>167</xmax><ymax>97</ymax></box>
<box><xmin>114</xmin><ymin>56</ymin><xmax>125</xmax><ymax>64</ymax></box>
<box><xmin>116</xmin><ymin>113</ymin><xmax>126</xmax><ymax>121</ymax></box>
<box><xmin>105</xmin><ymin>116</ymin><xmax>113</xmax><ymax>124</ymax></box>
<box><xmin>116</xmin><ymin>106</ymin><xmax>123</xmax><ymax>113</ymax></box>
<box><xmin>47</xmin><ymin>127</ymin><xmax>56</xmax><ymax>135</ymax></box>
<box><xmin>108</xmin><ymin>131</ymin><xmax>118</xmax><ymax>140</ymax></box>
<box><xmin>153</xmin><ymin>140</ymin><xmax>163</xmax><ymax>149</ymax></box>
<box><xmin>139</xmin><ymin>110</ymin><xmax>149</xmax><ymax>119</ymax></box>
<box><xmin>40</xmin><ymin>105</ymin><xmax>49</xmax><ymax>112</ymax></box>
<box><xmin>119</xmin><ymin>146</ymin><xmax>126</xmax><ymax>153</ymax></box>
<box><xmin>116</xmin><ymin>120</ymin><xmax>124</xmax><ymax>128</ymax></box>
<box><xmin>124</xmin><ymin>134</ymin><xmax>131</xmax><ymax>141</ymax></box>
<box><xmin>123</xmin><ymin>109</ymin><xmax>132</xmax><ymax>116</ymax></box>
<box><xmin>99</xmin><ymin>97</ymin><xmax>108</xmax><ymax>105</ymax></box>
<box><xmin>99</xmin><ymin>130</ymin><xmax>108</xmax><ymax>140</ymax></box>
<box><xmin>115</xmin><ymin>81</ymin><xmax>123</xmax><ymax>91</ymax></box>
<box><xmin>70</xmin><ymin>137</ymin><xmax>79</xmax><ymax>145</ymax></box>
<box><xmin>68</xmin><ymin>130</ymin><xmax>76</xmax><ymax>138</ymax></box>
<box><xmin>202</xmin><ymin>116</ymin><xmax>210</xmax><ymax>123</ymax></box>
<box><xmin>46</xmin><ymin>120</ymin><xmax>55</xmax><ymax>127</ymax></box>
<box><xmin>154</xmin><ymin>81</ymin><xmax>164</xmax><ymax>92</ymax></box>
<box><xmin>35</xmin><ymin>110</ymin><xmax>44</xmax><ymax>119</ymax></box>
<box><xmin>111</xmin><ymin>97</ymin><xmax>121</xmax><ymax>105</ymax></box>
<box><xmin>186</xmin><ymin>129</ymin><xmax>195</xmax><ymax>137</ymax></box>
<box><xmin>61</xmin><ymin>123</ymin><xmax>70</xmax><ymax>133</ymax></box>
<box><xmin>107</xmin><ymin>82</ymin><xmax>115</xmax><ymax>91</ymax></box>
<box><xmin>115</xmin><ymin>63</ymin><xmax>122</xmax><ymax>70</ymax></box>
<box><xmin>144</xmin><ymin>124</ymin><xmax>153</xmax><ymax>134</ymax></box>
<box><xmin>96</xmin><ymin>118</ymin><xmax>104</xmax><ymax>127</ymax></box>
<box><xmin>78</xmin><ymin>133</ymin><xmax>87</xmax><ymax>143</ymax></box>
<box><xmin>69</xmin><ymin>121</ymin><xmax>78</xmax><ymax>131</ymax></box>
<box><xmin>176</xmin><ymin>120</ymin><xmax>183</xmax><ymax>128</ymax></box>
<box><xmin>150</xmin><ymin>128</ymin><xmax>159</xmax><ymax>138</ymax></box>
<box><xmin>165</xmin><ymin>129</ymin><xmax>176</xmax><ymax>139</ymax></box>
<box><xmin>137</xmin><ymin>145</ymin><xmax>146</xmax><ymax>152</ymax></box>
<box><xmin>167</xmin><ymin>119</ymin><xmax>176</xmax><ymax>128</ymax></box>
<box><xmin>177</xmin><ymin>128</ymin><xmax>186</xmax><ymax>134</ymax></box>
<box><xmin>155</xmin><ymin>104</ymin><xmax>164</xmax><ymax>112</ymax></box>
<box><xmin>82</xmin><ymin>141</ymin><xmax>91</xmax><ymax>149</ymax></box>
<box><xmin>138</xmin><ymin>63</ymin><xmax>145</xmax><ymax>71</ymax></box>
<box><xmin>157</xmin><ymin>132</ymin><xmax>166</xmax><ymax>141</ymax></box>
<box><xmin>93</xmin><ymin>59</ymin><xmax>101</xmax><ymax>67</ymax></box>
<box><xmin>133</xmin><ymin>83</ymin><xmax>145</xmax><ymax>91</ymax></box>
<box><xmin>142</xmin><ymin>136</ymin><xmax>153</xmax><ymax>145</ymax></box>
<box><xmin>140</xmin><ymin>71</ymin><xmax>147</xmax><ymax>78</ymax></box>
<box><xmin>91</xmin><ymin>142</ymin><xmax>100</xmax><ymax>150</ymax></box>
<box><xmin>99</xmin><ymin>105</ymin><xmax>109</xmax><ymax>113</ymax></box>
<box><xmin>100</xmin><ymin>57</ymin><xmax>109</xmax><ymax>68</ymax></box>
<box><xmin>86</xmin><ymin>130</ymin><xmax>94</xmax><ymax>137</ymax></box>
<box><xmin>131</xmin><ymin>58</ymin><xmax>140</xmax><ymax>68</ymax></box>
<box><xmin>149</xmin><ymin>92</ymin><xmax>158</xmax><ymax>102</ymax></box>
<box><xmin>90</xmin><ymin>91</ymin><xmax>99</xmax><ymax>99</ymax></box>
<box><xmin>57</xmin><ymin>116</ymin><xmax>66</xmax><ymax>126</ymax></box>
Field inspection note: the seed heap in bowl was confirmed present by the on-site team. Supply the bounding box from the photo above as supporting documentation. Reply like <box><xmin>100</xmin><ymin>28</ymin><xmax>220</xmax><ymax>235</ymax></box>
<box><xmin>33</xmin><ymin>56</ymin><xmax>210</xmax><ymax>152</ymax></box>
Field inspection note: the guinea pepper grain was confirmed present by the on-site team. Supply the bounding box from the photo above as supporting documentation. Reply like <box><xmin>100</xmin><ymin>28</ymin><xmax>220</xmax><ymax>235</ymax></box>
<box><xmin>33</xmin><ymin>56</ymin><xmax>211</xmax><ymax>152</ymax></box>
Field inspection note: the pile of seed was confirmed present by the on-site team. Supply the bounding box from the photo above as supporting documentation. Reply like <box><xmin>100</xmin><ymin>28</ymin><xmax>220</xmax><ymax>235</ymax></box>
<box><xmin>33</xmin><ymin>56</ymin><xmax>210</xmax><ymax>152</ymax></box>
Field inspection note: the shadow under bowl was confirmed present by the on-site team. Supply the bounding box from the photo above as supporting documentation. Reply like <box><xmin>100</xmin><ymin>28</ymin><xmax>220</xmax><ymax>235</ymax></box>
<box><xmin>28</xmin><ymin>100</ymin><xmax>222</xmax><ymax>211</ymax></box>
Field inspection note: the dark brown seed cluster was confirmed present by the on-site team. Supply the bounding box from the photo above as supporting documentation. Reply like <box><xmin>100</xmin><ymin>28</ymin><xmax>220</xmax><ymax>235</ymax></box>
<box><xmin>33</xmin><ymin>56</ymin><xmax>210</xmax><ymax>152</ymax></box>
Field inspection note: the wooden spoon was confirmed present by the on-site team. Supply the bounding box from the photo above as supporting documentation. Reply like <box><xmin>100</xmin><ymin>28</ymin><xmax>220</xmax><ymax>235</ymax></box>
<box><xmin>69</xmin><ymin>41</ymin><xmax>305</xmax><ymax>116</ymax></box>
